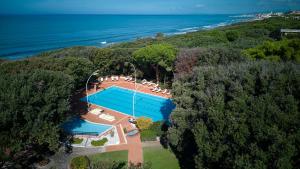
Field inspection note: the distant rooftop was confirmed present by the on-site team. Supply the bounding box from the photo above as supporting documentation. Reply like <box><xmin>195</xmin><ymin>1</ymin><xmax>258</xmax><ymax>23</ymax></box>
<box><xmin>280</xmin><ymin>29</ymin><xmax>300</xmax><ymax>33</ymax></box>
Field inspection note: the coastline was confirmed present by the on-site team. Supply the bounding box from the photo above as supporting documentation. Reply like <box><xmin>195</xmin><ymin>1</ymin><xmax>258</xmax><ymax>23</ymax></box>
<box><xmin>0</xmin><ymin>14</ymin><xmax>258</xmax><ymax>60</ymax></box>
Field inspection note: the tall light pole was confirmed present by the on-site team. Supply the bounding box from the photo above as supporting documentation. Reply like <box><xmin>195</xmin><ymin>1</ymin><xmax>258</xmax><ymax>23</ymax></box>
<box><xmin>86</xmin><ymin>70</ymin><xmax>99</xmax><ymax>111</ymax></box>
<box><xmin>125</xmin><ymin>62</ymin><xmax>137</xmax><ymax>119</ymax></box>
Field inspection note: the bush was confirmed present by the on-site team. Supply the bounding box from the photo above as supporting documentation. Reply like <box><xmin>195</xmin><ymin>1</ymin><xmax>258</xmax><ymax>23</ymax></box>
<box><xmin>226</xmin><ymin>31</ymin><xmax>239</xmax><ymax>41</ymax></box>
<box><xmin>91</xmin><ymin>138</ymin><xmax>108</xmax><ymax>146</ymax></box>
<box><xmin>70</xmin><ymin>156</ymin><xmax>90</xmax><ymax>169</ymax></box>
<box><xmin>123</xmin><ymin>128</ymin><xmax>127</xmax><ymax>134</ymax></box>
<box><xmin>72</xmin><ymin>138</ymin><xmax>83</xmax><ymax>144</ymax></box>
<box><xmin>136</xmin><ymin>117</ymin><xmax>153</xmax><ymax>130</ymax></box>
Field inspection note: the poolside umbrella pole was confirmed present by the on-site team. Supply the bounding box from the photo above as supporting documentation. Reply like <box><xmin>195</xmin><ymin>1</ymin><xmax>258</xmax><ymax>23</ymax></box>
<box><xmin>125</xmin><ymin>62</ymin><xmax>137</xmax><ymax>119</ymax></box>
<box><xmin>86</xmin><ymin>70</ymin><xmax>99</xmax><ymax>111</ymax></box>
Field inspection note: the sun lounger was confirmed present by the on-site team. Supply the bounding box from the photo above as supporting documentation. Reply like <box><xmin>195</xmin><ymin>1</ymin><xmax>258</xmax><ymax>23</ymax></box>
<box><xmin>156</xmin><ymin>88</ymin><xmax>161</xmax><ymax>93</ymax></box>
<box><xmin>115</xmin><ymin>76</ymin><xmax>119</xmax><ymax>81</ymax></box>
<box><xmin>142</xmin><ymin>79</ymin><xmax>147</xmax><ymax>85</ymax></box>
<box><xmin>167</xmin><ymin>90</ymin><xmax>171</xmax><ymax>95</ymax></box>
<box><xmin>147</xmin><ymin>82</ymin><xmax>154</xmax><ymax>86</ymax></box>
<box><xmin>128</xmin><ymin>77</ymin><xmax>133</xmax><ymax>81</ymax></box>
<box><xmin>100</xmin><ymin>77</ymin><xmax>104</xmax><ymax>82</ymax></box>
<box><xmin>153</xmin><ymin>84</ymin><xmax>159</xmax><ymax>88</ymax></box>
<box><xmin>105</xmin><ymin>77</ymin><xmax>108</xmax><ymax>81</ymax></box>
<box><xmin>162</xmin><ymin>89</ymin><xmax>168</xmax><ymax>94</ymax></box>
<box><xmin>99</xmin><ymin>114</ymin><xmax>115</xmax><ymax>122</ymax></box>
<box><xmin>90</xmin><ymin>108</ymin><xmax>104</xmax><ymax>115</ymax></box>
<box><xmin>111</xmin><ymin>76</ymin><xmax>115</xmax><ymax>81</ymax></box>
<box><xmin>152</xmin><ymin>87</ymin><xmax>158</xmax><ymax>92</ymax></box>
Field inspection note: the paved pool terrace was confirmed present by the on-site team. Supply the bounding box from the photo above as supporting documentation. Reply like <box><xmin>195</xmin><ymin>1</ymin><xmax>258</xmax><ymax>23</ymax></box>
<box><xmin>69</xmin><ymin>78</ymin><xmax>176</xmax><ymax>164</ymax></box>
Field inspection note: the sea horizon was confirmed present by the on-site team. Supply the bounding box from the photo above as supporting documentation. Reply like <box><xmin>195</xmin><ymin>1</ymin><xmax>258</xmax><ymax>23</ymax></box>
<box><xmin>0</xmin><ymin>14</ymin><xmax>255</xmax><ymax>60</ymax></box>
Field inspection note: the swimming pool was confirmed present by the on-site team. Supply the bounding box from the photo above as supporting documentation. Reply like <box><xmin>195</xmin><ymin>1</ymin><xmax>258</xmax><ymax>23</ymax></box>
<box><xmin>82</xmin><ymin>86</ymin><xmax>176</xmax><ymax>121</ymax></box>
<box><xmin>63</xmin><ymin>118</ymin><xmax>112</xmax><ymax>135</ymax></box>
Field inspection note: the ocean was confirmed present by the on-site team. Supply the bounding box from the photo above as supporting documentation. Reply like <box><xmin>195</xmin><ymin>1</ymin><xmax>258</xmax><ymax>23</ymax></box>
<box><xmin>0</xmin><ymin>14</ymin><xmax>254</xmax><ymax>60</ymax></box>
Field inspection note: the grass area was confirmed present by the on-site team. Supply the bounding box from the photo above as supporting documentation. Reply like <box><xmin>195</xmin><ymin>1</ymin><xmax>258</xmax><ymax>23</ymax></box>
<box><xmin>72</xmin><ymin>138</ymin><xmax>83</xmax><ymax>144</ymax></box>
<box><xmin>140</xmin><ymin>129</ymin><xmax>157</xmax><ymax>141</ymax></box>
<box><xmin>71</xmin><ymin>147</ymin><xmax>179</xmax><ymax>169</ymax></box>
<box><xmin>91</xmin><ymin>138</ymin><xmax>108</xmax><ymax>146</ymax></box>
<box><xmin>88</xmin><ymin>150</ymin><xmax>128</xmax><ymax>164</ymax></box>
<box><xmin>140</xmin><ymin>121</ymin><xmax>163</xmax><ymax>141</ymax></box>
<box><xmin>143</xmin><ymin>146</ymin><xmax>180</xmax><ymax>169</ymax></box>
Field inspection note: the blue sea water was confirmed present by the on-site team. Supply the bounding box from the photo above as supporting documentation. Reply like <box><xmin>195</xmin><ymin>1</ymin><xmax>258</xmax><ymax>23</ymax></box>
<box><xmin>62</xmin><ymin>117</ymin><xmax>112</xmax><ymax>135</ymax></box>
<box><xmin>0</xmin><ymin>14</ymin><xmax>254</xmax><ymax>60</ymax></box>
<box><xmin>82</xmin><ymin>86</ymin><xmax>176</xmax><ymax>122</ymax></box>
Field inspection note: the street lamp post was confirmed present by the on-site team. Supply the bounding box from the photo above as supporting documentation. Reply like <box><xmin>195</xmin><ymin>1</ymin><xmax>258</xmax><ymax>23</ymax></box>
<box><xmin>126</xmin><ymin>62</ymin><xmax>137</xmax><ymax>119</ymax></box>
<box><xmin>86</xmin><ymin>70</ymin><xmax>99</xmax><ymax>111</ymax></box>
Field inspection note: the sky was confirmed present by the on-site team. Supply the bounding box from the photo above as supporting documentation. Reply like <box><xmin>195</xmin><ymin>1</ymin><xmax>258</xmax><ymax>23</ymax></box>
<box><xmin>0</xmin><ymin>0</ymin><xmax>300</xmax><ymax>14</ymax></box>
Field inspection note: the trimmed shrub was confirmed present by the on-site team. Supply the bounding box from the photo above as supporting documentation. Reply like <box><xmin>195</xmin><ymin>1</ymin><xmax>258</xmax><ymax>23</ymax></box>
<box><xmin>136</xmin><ymin>117</ymin><xmax>153</xmax><ymax>130</ymax></box>
<box><xmin>91</xmin><ymin>138</ymin><xmax>108</xmax><ymax>147</ymax></box>
<box><xmin>72</xmin><ymin>138</ymin><xmax>83</xmax><ymax>144</ymax></box>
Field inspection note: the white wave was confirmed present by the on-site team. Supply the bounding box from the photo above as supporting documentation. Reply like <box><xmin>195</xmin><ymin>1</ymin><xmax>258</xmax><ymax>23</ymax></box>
<box><xmin>216</xmin><ymin>22</ymin><xmax>227</xmax><ymax>27</ymax></box>
<box><xmin>177</xmin><ymin>27</ymin><xmax>199</xmax><ymax>31</ymax></box>
<box><xmin>202</xmin><ymin>22</ymin><xmax>230</xmax><ymax>30</ymax></box>
<box><xmin>230</xmin><ymin>14</ymin><xmax>255</xmax><ymax>18</ymax></box>
<box><xmin>100</xmin><ymin>41</ymin><xmax>107</xmax><ymax>45</ymax></box>
<box><xmin>173</xmin><ymin>32</ymin><xmax>187</xmax><ymax>35</ymax></box>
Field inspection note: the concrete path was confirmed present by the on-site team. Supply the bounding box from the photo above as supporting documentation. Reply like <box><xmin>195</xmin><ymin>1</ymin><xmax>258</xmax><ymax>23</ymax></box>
<box><xmin>142</xmin><ymin>141</ymin><xmax>161</xmax><ymax>148</ymax></box>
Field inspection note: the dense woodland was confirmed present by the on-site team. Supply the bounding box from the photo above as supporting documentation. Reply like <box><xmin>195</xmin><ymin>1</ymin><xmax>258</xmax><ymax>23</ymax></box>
<box><xmin>0</xmin><ymin>15</ymin><xmax>300</xmax><ymax>168</ymax></box>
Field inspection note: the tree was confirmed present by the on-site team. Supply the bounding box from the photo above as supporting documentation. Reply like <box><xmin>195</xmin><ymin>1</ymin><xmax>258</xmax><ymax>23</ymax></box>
<box><xmin>133</xmin><ymin>44</ymin><xmax>177</xmax><ymax>82</ymax></box>
<box><xmin>136</xmin><ymin>117</ymin><xmax>153</xmax><ymax>130</ymax></box>
<box><xmin>168</xmin><ymin>61</ymin><xmax>300</xmax><ymax>169</ymax></box>
<box><xmin>243</xmin><ymin>39</ymin><xmax>300</xmax><ymax>63</ymax></box>
<box><xmin>0</xmin><ymin>56</ymin><xmax>95</xmax><ymax>167</ymax></box>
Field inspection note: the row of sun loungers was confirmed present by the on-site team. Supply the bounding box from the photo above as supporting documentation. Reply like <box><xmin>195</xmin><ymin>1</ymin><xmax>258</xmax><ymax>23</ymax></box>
<box><xmin>89</xmin><ymin>108</ymin><xmax>115</xmax><ymax>122</ymax></box>
<box><xmin>124</xmin><ymin>76</ymin><xmax>135</xmax><ymax>82</ymax></box>
<box><xmin>98</xmin><ymin>76</ymin><xmax>170</xmax><ymax>95</ymax></box>
<box><xmin>99</xmin><ymin>76</ymin><xmax>119</xmax><ymax>82</ymax></box>
<box><xmin>141</xmin><ymin>79</ymin><xmax>171</xmax><ymax>95</ymax></box>
<box><xmin>111</xmin><ymin>76</ymin><xmax>119</xmax><ymax>81</ymax></box>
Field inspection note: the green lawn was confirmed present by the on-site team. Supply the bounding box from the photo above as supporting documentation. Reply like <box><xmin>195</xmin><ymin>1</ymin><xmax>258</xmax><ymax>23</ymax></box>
<box><xmin>73</xmin><ymin>146</ymin><xmax>180</xmax><ymax>169</ymax></box>
<box><xmin>88</xmin><ymin>150</ymin><xmax>128</xmax><ymax>163</ymax></box>
<box><xmin>143</xmin><ymin>146</ymin><xmax>180</xmax><ymax>169</ymax></box>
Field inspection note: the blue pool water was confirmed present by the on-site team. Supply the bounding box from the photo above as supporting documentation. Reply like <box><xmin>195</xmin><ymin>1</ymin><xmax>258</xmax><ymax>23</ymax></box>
<box><xmin>82</xmin><ymin>86</ymin><xmax>176</xmax><ymax>121</ymax></box>
<box><xmin>63</xmin><ymin>118</ymin><xmax>112</xmax><ymax>135</ymax></box>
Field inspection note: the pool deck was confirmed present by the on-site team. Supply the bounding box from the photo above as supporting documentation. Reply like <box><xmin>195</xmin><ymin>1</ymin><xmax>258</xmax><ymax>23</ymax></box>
<box><xmin>72</xmin><ymin>77</ymin><xmax>171</xmax><ymax>165</ymax></box>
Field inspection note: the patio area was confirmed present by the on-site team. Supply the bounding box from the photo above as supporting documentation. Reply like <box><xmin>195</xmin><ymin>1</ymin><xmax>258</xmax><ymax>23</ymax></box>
<box><xmin>69</xmin><ymin>76</ymin><xmax>173</xmax><ymax>164</ymax></box>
